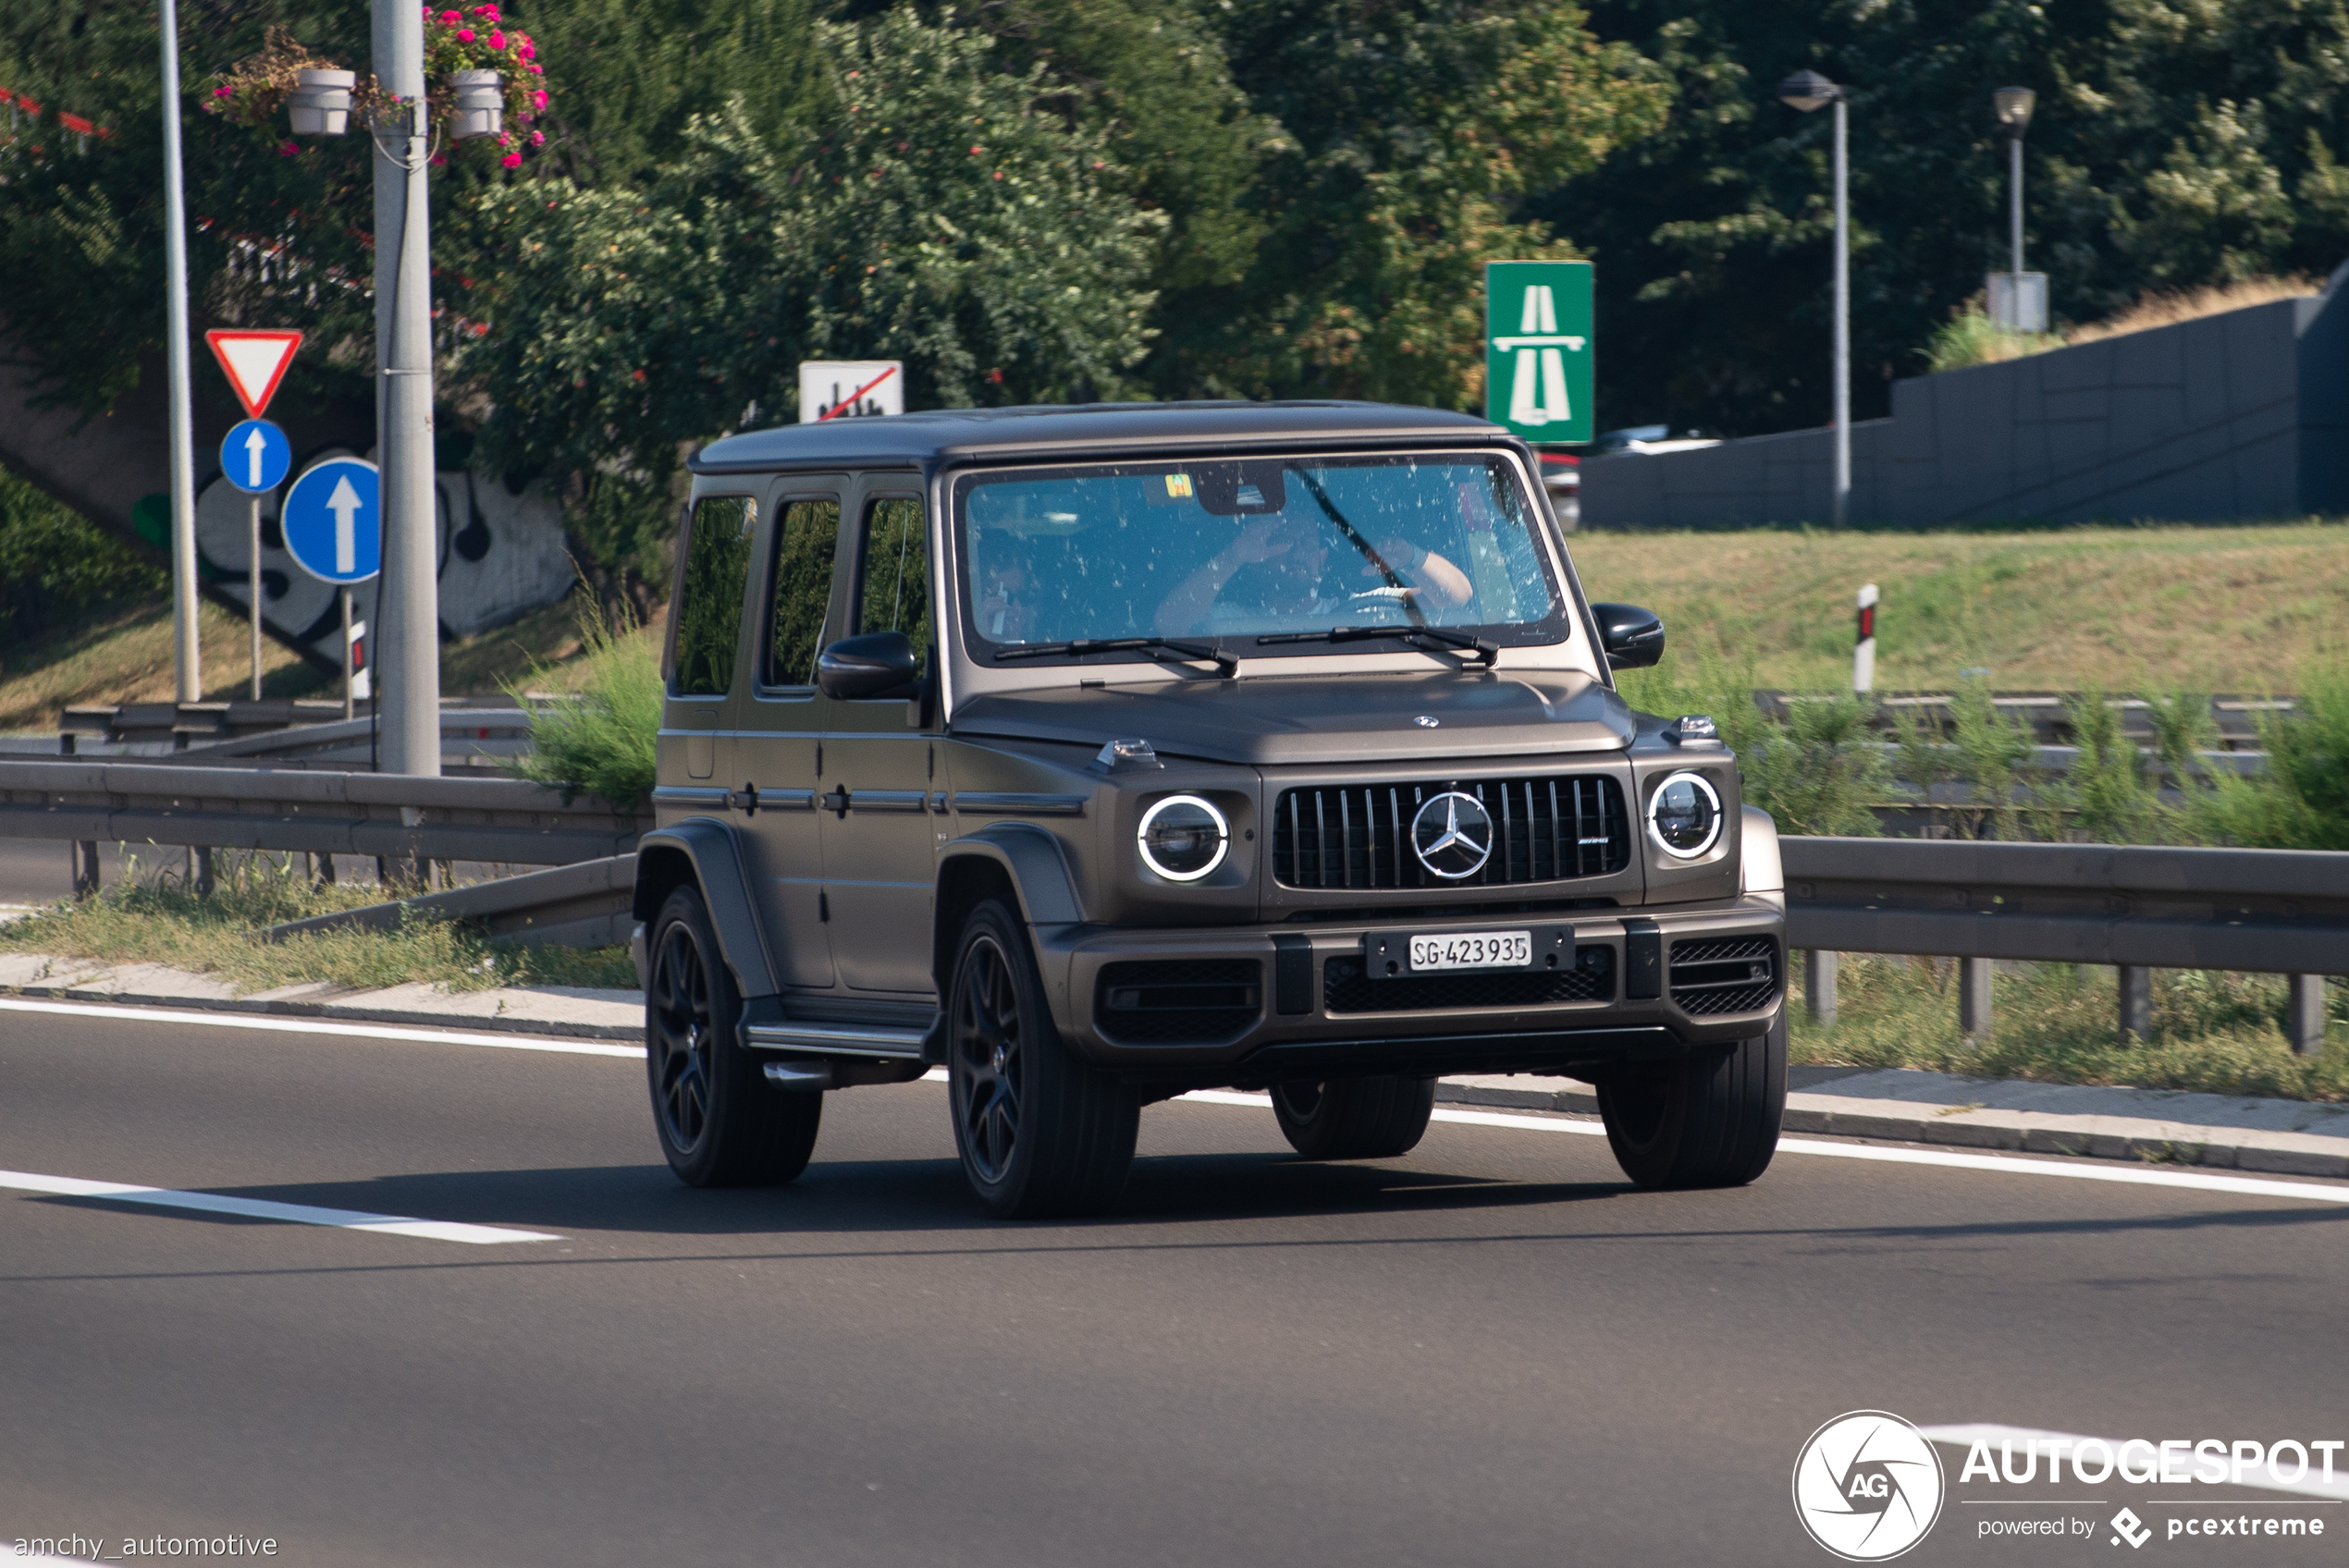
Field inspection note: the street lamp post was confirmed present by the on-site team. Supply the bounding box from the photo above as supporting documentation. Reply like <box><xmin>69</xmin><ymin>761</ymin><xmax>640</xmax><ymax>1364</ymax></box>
<box><xmin>158</xmin><ymin>0</ymin><xmax>201</xmax><ymax>702</ymax></box>
<box><xmin>1779</xmin><ymin>69</ymin><xmax>1850</xmax><ymax>529</ymax></box>
<box><xmin>1991</xmin><ymin>88</ymin><xmax>2040</xmax><ymax>331</ymax></box>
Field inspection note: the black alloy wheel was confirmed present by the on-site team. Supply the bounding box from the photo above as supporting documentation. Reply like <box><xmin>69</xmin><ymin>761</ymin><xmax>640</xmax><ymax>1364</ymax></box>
<box><xmin>1270</xmin><ymin>1075</ymin><xmax>1437</xmax><ymax>1160</ymax></box>
<box><xmin>946</xmin><ymin>900</ymin><xmax>1138</xmax><ymax>1219</ymax></box>
<box><xmin>645</xmin><ymin>886</ymin><xmax>821</xmax><ymax>1187</ymax></box>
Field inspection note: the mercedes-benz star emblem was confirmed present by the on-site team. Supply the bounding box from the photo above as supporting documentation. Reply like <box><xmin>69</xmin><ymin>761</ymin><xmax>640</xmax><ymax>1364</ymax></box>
<box><xmin>1414</xmin><ymin>715</ymin><xmax>1440</xmax><ymax>728</ymax></box>
<box><xmin>1410</xmin><ymin>791</ymin><xmax>1494</xmax><ymax>880</ymax></box>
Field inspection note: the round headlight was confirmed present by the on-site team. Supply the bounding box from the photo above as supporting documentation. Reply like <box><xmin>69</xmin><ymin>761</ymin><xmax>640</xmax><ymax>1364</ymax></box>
<box><xmin>1647</xmin><ymin>772</ymin><xmax>1723</xmax><ymax>859</ymax></box>
<box><xmin>1138</xmin><ymin>794</ymin><xmax>1229</xmax><ymax>882</ymax></box>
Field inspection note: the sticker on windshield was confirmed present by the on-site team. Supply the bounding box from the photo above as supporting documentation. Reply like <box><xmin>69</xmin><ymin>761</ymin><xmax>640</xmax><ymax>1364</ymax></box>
<box><xmin>1164</xmin><ymin>473</ymin><xmax>1193</xmax><ymax>498</ymax></box>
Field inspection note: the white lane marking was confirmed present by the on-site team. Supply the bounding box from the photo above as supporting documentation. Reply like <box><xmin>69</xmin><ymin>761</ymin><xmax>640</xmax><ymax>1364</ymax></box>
<box><xmin>0</xmin><ymin>1169</ymin><xmax>560</xmax><ymax>1244</ymax></box>
<box><xmin>0</xmin><ymin>995</ymin><xmax>643</xmax><ymax>1058</ymax></box>
<box><xmin>15</xmin><ymin>1000</ymin><xmax>2343</xmax><ymax>1207</ymax></box>
<box><xmin>1920</xmin><ymin>1425</ymin><xmax>2349</xmax><ymax>1502</ymax></box>
<box><xmin>1173</xmin><ymin>1094</ymin><xmax>2349</xmax><ymax>1206</ymax></box>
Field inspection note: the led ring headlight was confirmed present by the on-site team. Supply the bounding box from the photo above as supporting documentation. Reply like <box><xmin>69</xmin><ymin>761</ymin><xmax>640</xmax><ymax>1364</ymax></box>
<box><xmin>1137</xmin><ymin>794</ymin><xmax>1229</xmax><ymax>882</ymax></box>
<box><xmin>1646</xmin><ymin>771</ymin><xmax>1723</xmax><ymax>860</ymax></box>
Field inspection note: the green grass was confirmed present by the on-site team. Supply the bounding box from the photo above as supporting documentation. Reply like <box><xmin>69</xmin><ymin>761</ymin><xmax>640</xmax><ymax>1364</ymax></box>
<box><xmin>1791</xmin><ymin>953</ymin><xmax>2349</xmax><ymax>1101</ymax></box>
<box><xmin>0</xmin><ymin>851</ymin><xmax>636</xmax><ymax>994</ymax></box>
<box><xmin>504</xmin><ymin>602</ymin><xmax>663</xmax><ymax>808</ymax></box>
<box><xmin>1568</xmin><ymin>521</ymin><xmax>2349</xmax><ymax>694</ymax></box>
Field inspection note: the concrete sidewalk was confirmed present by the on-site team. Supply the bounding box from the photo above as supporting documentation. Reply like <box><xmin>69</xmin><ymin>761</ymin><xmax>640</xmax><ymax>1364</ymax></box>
<box><xmin>4</xmin><ymin>950</ymin><xmax>2344</xmax><ymax>1180</ymax></box>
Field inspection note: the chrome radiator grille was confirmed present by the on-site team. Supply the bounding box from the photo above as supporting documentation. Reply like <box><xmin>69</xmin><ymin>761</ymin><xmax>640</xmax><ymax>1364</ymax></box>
<box><xmin>1271</xmin><ymin>775</ymin><xmax>1630</xmax><ymax>890</ymax></box>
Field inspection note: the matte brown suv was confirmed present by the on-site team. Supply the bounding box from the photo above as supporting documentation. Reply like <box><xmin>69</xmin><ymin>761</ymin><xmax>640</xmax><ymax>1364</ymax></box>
<box><xmin>632</xmin><ymin>402</ymin><xmax>1787</xmax><ymax>1217</ymax></box>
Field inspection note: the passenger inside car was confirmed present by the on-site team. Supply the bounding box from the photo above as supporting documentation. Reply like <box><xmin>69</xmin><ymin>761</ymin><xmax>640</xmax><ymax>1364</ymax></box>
<box><xmin>1152</xmin><ymin>512</ymin><xmax>1472</xmax><ymax>635</ymax></box>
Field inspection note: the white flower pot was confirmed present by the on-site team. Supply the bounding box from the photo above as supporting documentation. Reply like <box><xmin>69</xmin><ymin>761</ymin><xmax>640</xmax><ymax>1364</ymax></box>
<box><xmin>448</xmin><ymin>69</ymin><xmax>503</xmax><ymax>140</ymax></box>
<box><xmin>288</xmin><ymin>67</ymin><xmax>355</xmax><ymax>136</ymax></box>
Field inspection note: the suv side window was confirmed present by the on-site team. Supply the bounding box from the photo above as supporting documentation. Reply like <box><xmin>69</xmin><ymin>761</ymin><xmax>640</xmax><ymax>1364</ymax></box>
<box><xmin>855</xmin><ymin>496</ymin><xmax>930</xmax><ymax>659</ymax></box>
<box><xmin>767</xmin><ymin>497</ymin><xmax>842</xmax><ymax>687</ymax></box>
<box><xmin>671</xmin><ymin>496</ymin><xmax>756</xmax><ymax>695</ymax></box>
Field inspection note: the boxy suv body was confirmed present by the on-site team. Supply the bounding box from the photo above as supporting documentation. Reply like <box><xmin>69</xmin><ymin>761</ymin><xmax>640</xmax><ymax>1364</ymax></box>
<box><xmin>633</xmin><ymin>402</ymin><xmax>1787</xmax><ymax>1216</ymax></box>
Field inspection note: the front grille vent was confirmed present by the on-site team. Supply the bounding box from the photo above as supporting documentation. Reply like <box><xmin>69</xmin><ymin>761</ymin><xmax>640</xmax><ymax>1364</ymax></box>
<box><xmin>1095</xmin><ymin>960</ymin><xmax>1262</xmax><ymax>1045</ymax></box>
<box><xmin>1273</xmin><ymin>776</ymin><xmax>1629</xmax><ymax>890</ymax></box>
<box><xmin>1668</xmin><ymin>937</ymin><xmax>1779</xmax><ymax>1017</ymax></box>
<box><xmin>1323</xmin><ymin>952</ymin><xmax>1614</xmax><ymax>1013</ymax></box>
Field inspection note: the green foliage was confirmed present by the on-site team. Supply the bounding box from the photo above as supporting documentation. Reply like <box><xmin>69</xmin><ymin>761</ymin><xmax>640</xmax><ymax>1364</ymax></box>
<box><xmin>505</xmin><ymin>602</ymin><xmax>662</xmax><ymax>807</ymax></box>
<box><xmin>1543</xmin><ymin>0</ymin><xmax>2349</xmax><ymax>436</ymax></box>
<box><xmin>2184</xmin><ymin>656</ymin><xmax>2349</xmax><ymax>851</ymax></box>
<box><xmin>2049</xmin><ymin>689</ymin><xmax>2155</xmax><ymax>843</ymax></box>
<box><xmin>1791</xmin><ymin>954</ymin><xmax>2347</xmax><ymax>1101</ymax></box>
<box><xmin>1921</xmin><ymin>307</ymin><xmax>2065</xmax><ymax>374</ymax></box>
<box><xmin>0</xmin><ymin>469</ymin><xmax>165</xmax><ymax>654</ymax></box>
<box><xmin>0</xmin><ymin>847</ymin><xmax>636</xmax><ymax>993</ymax></box>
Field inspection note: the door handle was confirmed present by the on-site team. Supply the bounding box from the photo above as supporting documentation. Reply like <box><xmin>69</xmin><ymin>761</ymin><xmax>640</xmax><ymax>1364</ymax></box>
<box><xmin>727</xmin><ymin>784</ymin><xmax>759</xmax><ymax>815</ymax></box>
<box><xmin>820</xmin><ymin>787</ymin><xmax>851</xmax><ymax>816</ymax></box>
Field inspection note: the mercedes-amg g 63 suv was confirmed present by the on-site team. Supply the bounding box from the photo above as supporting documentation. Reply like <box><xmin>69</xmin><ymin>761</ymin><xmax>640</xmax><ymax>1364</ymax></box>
<box><xmin>633</xmin><ymin>402</ymin><xmax>1787</xmax><ymax>1217</ymax></box>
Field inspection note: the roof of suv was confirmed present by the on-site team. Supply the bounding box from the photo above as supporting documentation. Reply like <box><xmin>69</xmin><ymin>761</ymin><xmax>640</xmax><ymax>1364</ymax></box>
<box><xmin>689</xmin><ymin>400</ymin><xmax>1507</xmax><ymax>474</ymax></box>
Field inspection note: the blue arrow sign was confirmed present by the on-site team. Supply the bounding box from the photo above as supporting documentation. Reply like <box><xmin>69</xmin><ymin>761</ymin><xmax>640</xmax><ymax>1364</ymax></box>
<box><xmin>281</xmin><ymin>456</ymin><xmax>381</xmax><ymax>584</ymax></box>
<box><xmin>219</xmin><ymin>419</ymin><xmax>293</xmax><ymax>495</ymax></box>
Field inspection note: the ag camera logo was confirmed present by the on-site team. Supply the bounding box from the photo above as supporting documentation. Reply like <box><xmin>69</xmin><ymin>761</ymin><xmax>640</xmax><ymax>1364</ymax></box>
<box><xmin>1793</xmin><ymin>1411</ymin><xmax>1947</xmax><ymax>1561</ymax></box>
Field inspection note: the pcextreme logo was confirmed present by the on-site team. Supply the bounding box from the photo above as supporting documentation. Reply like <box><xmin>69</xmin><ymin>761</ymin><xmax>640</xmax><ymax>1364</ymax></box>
<box><xmin>1793</xmin><ymin>1411</ymin><xmax>1948</xmax><ymax>1562</ymax></box>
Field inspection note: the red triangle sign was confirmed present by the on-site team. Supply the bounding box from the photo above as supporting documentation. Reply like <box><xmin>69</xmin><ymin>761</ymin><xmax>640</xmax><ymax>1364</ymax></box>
<box><xmin>204</xmin><ymin>329</ymin><xmax>304</xmax><ymax>418</ymax></box>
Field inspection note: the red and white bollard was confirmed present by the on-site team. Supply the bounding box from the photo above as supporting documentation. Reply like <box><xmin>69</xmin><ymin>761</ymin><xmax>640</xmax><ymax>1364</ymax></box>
<box><xmin>1853</xmin><ymin>582</ymin><xmax>1878</xmax><ymax>695</ymax></box>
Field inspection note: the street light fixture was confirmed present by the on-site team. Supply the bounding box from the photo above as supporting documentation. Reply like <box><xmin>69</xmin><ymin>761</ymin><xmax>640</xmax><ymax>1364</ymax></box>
<box><xmin>1988</xmin><ymin>87</ymin><xmax>2045</xmax><ymax>332</ymax></box>
<box><xmin>1778</xmin><ymin>69</ymin><xmax>1851</xmax><ymax>529</ymax></box>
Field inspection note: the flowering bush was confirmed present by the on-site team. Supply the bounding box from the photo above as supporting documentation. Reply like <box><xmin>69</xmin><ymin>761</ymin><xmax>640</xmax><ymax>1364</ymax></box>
<box><xmin>202</xmin><ymin>26</ymin><xmax>362</xmax><ymax>131</ymax></box>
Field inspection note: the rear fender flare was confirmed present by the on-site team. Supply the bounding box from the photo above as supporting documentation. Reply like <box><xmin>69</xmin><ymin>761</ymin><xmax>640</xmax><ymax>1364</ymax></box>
<box><xmin>632</xmin><ymin>821</ymin><xmax>782</xmax><ymax>1000</ymax></box>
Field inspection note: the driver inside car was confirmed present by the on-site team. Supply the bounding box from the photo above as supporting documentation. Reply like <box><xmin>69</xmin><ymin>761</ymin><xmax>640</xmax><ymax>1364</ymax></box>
<box><xmin>1153</xmin><ymin>513</ymin><xmax>1472</xmax><ymax>635</ymax></box>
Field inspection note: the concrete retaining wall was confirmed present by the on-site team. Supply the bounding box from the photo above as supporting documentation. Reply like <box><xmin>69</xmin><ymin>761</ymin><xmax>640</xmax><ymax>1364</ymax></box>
<box><xmin>1581</xmin><ymin>286</ymin><xmax>2349</xmax><ymax>527</ymax></box>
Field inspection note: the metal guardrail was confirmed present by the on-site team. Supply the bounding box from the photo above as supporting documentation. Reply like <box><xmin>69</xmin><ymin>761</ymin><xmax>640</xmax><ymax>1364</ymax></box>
<box><xmin>1781</xmin><ymin>836</ymin><xmax>2347</xmax><ymax>1053</ymax></box>
<box><xmin>263</xmin><ymin>854</ymin><xmax>638</xmax><ymax>949</ymax></box>
<box><xmin>0</xmin><ymin>759</ymin><xmax>648</xmax><ymax>871</ymax></box>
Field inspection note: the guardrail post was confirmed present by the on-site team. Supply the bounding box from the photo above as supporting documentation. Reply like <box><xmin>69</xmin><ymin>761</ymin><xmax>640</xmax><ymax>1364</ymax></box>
<box><xmin>2116</xmin><ymin>965</ymin><xmax>2153</xmax><ymax>1046</ymax></box>
<box><xmin>2286</xmin><ymin>974</ymin><xmax>2327</xmax><ymax>1056</ymax></box>
<box><xmin>72</xmin><ymin>841</ymin><xmax>100</xmax><ymax>900</ymax></box>
<box><xmin>1804</xmin><ymin>949</ymin><xmax>1838</xmax><ymax>1026</ymax></box>
<box><xmin>1959</xmin><ymin>957</ymin><xmax>1994</xmax><ymax>1045</ymax></box>
<box><xmin>191</xmin><ymin>846</ymin><xmax>215</xmax><ymax>898</ymax></box>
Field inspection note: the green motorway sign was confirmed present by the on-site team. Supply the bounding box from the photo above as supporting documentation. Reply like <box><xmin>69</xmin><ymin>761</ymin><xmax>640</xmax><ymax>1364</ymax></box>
<box><xmin>1484</xmin><ymin>260</ymin><xmax>1593</xmax><ymax>444</ymax></box>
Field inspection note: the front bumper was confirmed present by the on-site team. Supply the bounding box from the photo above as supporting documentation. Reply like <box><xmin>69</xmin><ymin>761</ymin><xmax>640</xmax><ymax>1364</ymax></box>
<box><xmin>1033</xmin><ymin>899</ymin><xmax>1785</xmax><ymax>1088</ymax></box>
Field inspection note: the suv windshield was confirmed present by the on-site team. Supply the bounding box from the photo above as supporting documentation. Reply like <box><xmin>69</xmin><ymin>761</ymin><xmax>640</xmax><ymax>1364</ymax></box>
<box><xmin>953</xmin><ymin>453</ymin><xmax>1568</xmax><ymax>664</ymax></box>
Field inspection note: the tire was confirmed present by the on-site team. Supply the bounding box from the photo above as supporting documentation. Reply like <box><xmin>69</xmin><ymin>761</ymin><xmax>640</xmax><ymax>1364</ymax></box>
<box><xmin>645</xmin><ymin>886</ymin><xmax>822</xmax><ymax>1187</ymax></box>
<box><xmin>947</xmin><ymin>900</ymin><xmax>1138</xmax><ymax>1219</ymax></box>
<box><xmin>1597</xmin><ymin>1011</ymin><xmax>1787</xmax><ymax>1189</ymax></box>
<box><xmin>1271</xmin><ymin>1076</ymin><xmax>1437</xmax><ymax>1161</ymax></box>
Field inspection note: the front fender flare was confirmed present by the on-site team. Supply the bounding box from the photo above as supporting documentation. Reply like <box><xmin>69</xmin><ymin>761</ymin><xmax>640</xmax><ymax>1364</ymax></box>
<box><xmin>938</xmin><ymin>820</ymin><xmax>1086</xmax><ymax>927</ymax></box>
<box><xmin>632</xmin><ymin>820</ymin><xmax>783</xmax><ymax>1000</ymax></box>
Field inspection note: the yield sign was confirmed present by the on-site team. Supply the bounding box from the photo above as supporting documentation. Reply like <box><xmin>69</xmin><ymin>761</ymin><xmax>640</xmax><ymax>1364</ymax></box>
<box><xmin>203</xmin><ymin>329</ymin><xmax>304</xmax><ymax>418</ymax></box>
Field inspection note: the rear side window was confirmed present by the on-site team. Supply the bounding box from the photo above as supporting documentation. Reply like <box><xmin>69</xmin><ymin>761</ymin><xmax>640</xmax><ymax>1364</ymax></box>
<box><xmin>855</xmin><ymin>497</ymin><xmax>930</xmax><ymax>660</ymax></box>
<box><xmin>767</xmin><ymin>497</ymin><xmax>842</xmax><ymax>687</ymax></box>
<box><xmin>671</xmin><ymin>496</ymin><xmax>756</xmax><ymax>696</ymax></box>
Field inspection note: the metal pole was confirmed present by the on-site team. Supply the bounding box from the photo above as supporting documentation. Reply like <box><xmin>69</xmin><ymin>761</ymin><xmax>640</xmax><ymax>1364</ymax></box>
<box><xmin>159</xmin><ymin>0</ymin><xmax>201</xmax><ymax>702</ymax></box>
<box><xmin>1959</xmin><ymin>956</ymin><xmax>1994</xmax><ymax>1046</ymax></box>
<box><xmin>373</xmin><ymin>0</ymin><xmax>441</xmax><ymax>779</ymax></box>
<box><xmin>2010</xmin><ymin>134</ymin><xmax>2024</xmax><ymax>280</ymax></box>
<box><xmin>1831</xmin><ymin>96</ymin><xmax>1851</xmax><ymax>530</ymax></box>
<box><xmin>249</xmin><ymin>495</ymin><xmax>264</xmax><ymax>699</ymax></box>
<box><xmin>1804</xmin><ymin>949</ymin><xmax>1839</xmax><ymax>1028</ymax></box>
<box><xmin>341</xmin><ymin>587</ymin><xmax>355</xmax><ymax>721</ymax></box>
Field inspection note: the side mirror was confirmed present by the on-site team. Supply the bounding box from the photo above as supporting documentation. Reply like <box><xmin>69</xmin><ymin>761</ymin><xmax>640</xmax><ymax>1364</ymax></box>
<box><xmin>817</xmin><ymin>631</ymin><xmax>920</xmax><ymax>700</ymax></box>
<box><xmin>1591</xmin><ymin>603</ymin><xmax>1666</xmax><ymax>669</ymax></box>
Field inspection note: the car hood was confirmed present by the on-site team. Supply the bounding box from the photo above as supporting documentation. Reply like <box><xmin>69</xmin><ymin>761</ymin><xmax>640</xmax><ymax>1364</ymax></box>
<box><xmin>949</xmin><ymin>671</ymin><xmax>1637</xmax><ymax>766</ymax></box>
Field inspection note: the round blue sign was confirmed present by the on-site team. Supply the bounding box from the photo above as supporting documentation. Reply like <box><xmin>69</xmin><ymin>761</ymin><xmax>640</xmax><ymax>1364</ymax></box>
<box><xmin>219</xmin><ymin>418</ymin><xmax>292</xmax><ymax>495</ymax></box>
<box><xmin>280</xmin><ymin>456</ymin><xmax>381</xmax><ymax>584</ymax></box>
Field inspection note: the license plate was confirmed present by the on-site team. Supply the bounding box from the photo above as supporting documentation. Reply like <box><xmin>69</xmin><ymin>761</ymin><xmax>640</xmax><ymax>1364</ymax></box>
<box><xmin>1408</xmin><ymin>931</ymin><xmax>1532</xmax><ymax>972</ymax></box>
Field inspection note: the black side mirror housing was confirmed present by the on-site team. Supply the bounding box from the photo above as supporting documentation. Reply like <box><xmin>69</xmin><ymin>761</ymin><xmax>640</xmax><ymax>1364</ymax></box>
<box><xmin>817</xmin><ymin>631</ymin><xmax>921</xmax><ymax>700</ymax></box>
<box><xmin>1591</xmin><ymin>603</ymin><xmax>1666</xmax><ymax>669</ymax></box>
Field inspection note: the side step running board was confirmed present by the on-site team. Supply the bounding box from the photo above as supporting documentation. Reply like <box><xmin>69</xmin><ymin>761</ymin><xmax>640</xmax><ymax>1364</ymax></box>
<box><xmin>744</xmin><ymin>1022</ymin><xmax>929</xmax><ymax>1060</ymax></box>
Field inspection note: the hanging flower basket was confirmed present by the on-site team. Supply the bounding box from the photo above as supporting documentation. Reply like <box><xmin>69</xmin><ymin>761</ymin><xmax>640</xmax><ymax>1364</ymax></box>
<box><xmin>287</xmin><ymin>68</ymin><xmax>356</xmax><ymax>136</ymax></box>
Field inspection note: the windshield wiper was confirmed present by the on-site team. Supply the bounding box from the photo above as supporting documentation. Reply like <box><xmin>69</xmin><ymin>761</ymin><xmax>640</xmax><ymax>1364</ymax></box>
<box><xmin>993</xmin><ymin>636</ymin><xmax>1238</xmax><ymax>678</ymax></box>
<box><xmin>1256</xmin><ymin>625</ymin><xmax>1499</xmax><ymax>667</ymax></box>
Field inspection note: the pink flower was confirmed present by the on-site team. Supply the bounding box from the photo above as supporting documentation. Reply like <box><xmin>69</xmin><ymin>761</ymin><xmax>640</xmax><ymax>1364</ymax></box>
<box><xmin>456</xmin><ymin>28</ymin><xmax>474</xmax><ymax>42</ymax></box>
<box><xmin>473</xmin><ymin>4</ymin><xmax>498</xmax><ymax>17</ymax></box>
<box><xmin>500</xmin><ymin>151</ymin><xmax>522</xmax><ymax>167</ymax></box>
<box><xmin>488</xmin><ymin>31</ymin><xmax>504</xmax><ymax>48</ymax></box>
<box><xmin>527</xmin><ymin>62</ymin><xmax>542</xmax><ymax>74</ymax></box>
<box><xmin>278</xmin><ymin>140</ymin><xmax>300</xmax><ymax>156</ymax></box>
<box><xmin>969</xmin><ymin>144</ymin><xmax>982</xmax><ymax>154</ymax></box>
<box><xmin>531</xmin><ymin>90</ymin><xmax>547</xmax><ymax>109</ymax></box>
<box><xmin>214</xmin><ymin>85</ymin><xmax>232</xmax><ymax>97</ymax></box>
<box><xmin>440</xmin><ymin>9</ymin><xmax>460</xmax><ymax>22</ymax></box>
<box><xmin>497</xmin><ymin>131</ymin><xmax>510</xmax><ymax>146</ymax></box>
<box><xmin>518</xmin><ymin>42</ymin><xmax>535</xmax><ymax>57</ymax></box>
<box><xmin>528</xmin><ymin>129</ymin><xmax>544</xmax><ymax>146</ymax></box>
<box><xmin>430</xmin><ymin>152</ymin><xmax>448</xmax><ymax>165</ymax></box>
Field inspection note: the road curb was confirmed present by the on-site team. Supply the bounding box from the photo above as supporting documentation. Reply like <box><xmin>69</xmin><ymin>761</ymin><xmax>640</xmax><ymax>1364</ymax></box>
<box><xmin>0</xmin><ymin>980</ymin><xmax>641</xmax><ymax>1041</ymax></box>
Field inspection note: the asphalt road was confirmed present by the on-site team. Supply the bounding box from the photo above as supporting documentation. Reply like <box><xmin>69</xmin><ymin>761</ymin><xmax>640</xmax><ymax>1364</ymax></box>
<box><xmin>4</xmin><ymin>1000</ymin><xmax>2345</xmax><ymax>1567</ymax></box>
